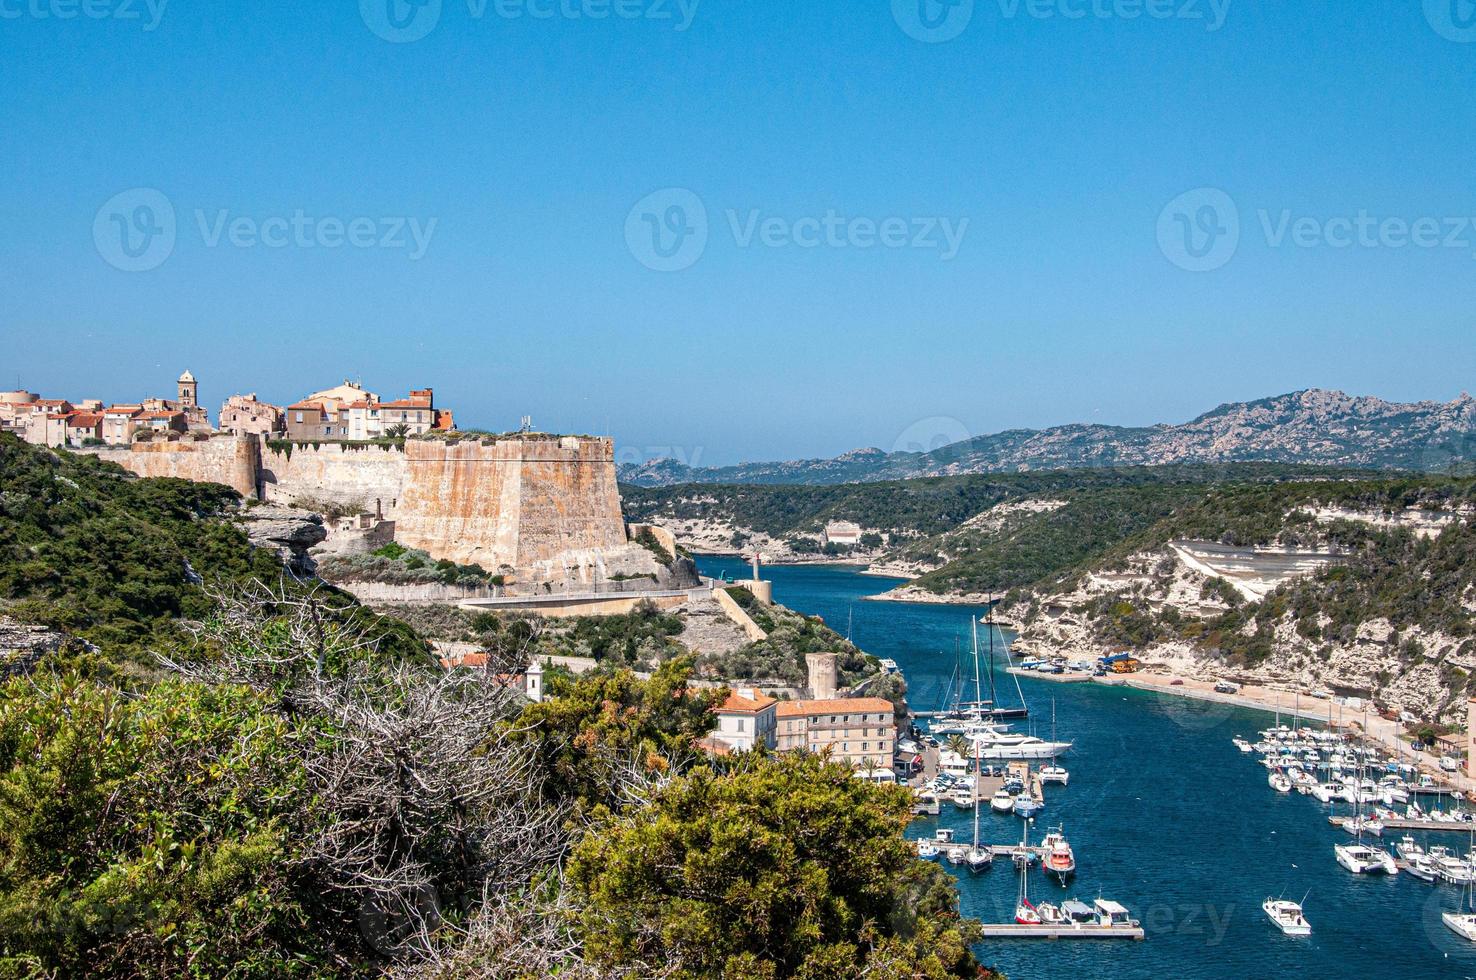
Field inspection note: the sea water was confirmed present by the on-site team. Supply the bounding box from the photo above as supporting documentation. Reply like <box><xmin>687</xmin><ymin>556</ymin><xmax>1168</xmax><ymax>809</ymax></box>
<box><xmin>696</xmin><ymin>556</ymin><xmax>1476</xmax><ymax>980</ymax></box>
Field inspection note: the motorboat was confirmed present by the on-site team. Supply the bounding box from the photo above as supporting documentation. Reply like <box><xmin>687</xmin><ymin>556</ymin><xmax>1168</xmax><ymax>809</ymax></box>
<box><xmin>990</xmin><ymin>788</ymin><xmax>1016</xmax><ymax>814</ymax></box>
<box><xmin>970</xmin><ymin>730</ymin><xmax>1074</xmax><ymax>761</ymax></box>
<box><xmin>914</xmin><ymin>838</ymin><xmax>940</xmax><ymax>859</ymax></box>
<box><xmin>1039</xmin><ymin>827</ymin><xmax>1076</xmax><ymax>883</ymax></box>
<box><xmin>1014</xmin><ymin>796</ymin><xmax>1045</xmax><ymax>819</ymax></box>
<box><xmin>1233</xmin><ymin>738</ymin><xmax>1253</xmax><ymax>753</ymax></box>
<box><xmin>1335</xmin><ymin>843</ymin><xmax>1398</xmax><ymax>875</ymax></box>
<box><xmin>1395</xmin><ymin>835</ymin><xmax>1425</xmax><ymax>861</ymax></box>
<box><xmin>1406</xmin><ymin>852</ymin><xmax>1439</xmax><ymax>882</ymax></box>
<box><xmin>950</xmin><ymin>787</ymin><xmax>975</xmax><ymax>809</ymax></box>
<box><xmin>944</xmin><ymin>844</ymin><xmax>968</xmax><ymax>865</ymax></box>
<box><xmin>1263</xmin><ymin>898</ymin><xmax>1311</xmax><ymax>936</ymax></box>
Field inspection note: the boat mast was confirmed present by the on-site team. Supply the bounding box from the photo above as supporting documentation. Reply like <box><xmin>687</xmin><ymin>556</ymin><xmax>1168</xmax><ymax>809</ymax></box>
<box><xmin>971</xmin><ymin>616</ymin><xmax>983</xmax><ymax>711</ymax></box>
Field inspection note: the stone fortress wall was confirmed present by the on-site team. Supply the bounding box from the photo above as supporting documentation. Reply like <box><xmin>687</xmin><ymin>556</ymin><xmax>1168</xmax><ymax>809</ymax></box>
<box><xmin>79</xmin><ymin>434</ymin><xmax>633</xmax><ymax>579</ymax></box>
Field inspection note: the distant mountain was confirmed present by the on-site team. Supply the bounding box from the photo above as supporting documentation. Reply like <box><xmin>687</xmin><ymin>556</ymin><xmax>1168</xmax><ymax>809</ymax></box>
<box><xmin>619</xmin><ymin>390</ymin><xmax>1476</xmax><ymax>486</ymax></box>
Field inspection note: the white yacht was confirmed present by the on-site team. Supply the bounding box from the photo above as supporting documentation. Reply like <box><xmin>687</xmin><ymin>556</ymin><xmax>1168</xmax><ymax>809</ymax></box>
<box><xmin>990</xmin><ymin>788</ymin><xmax>1016</xmax><ymax>814</ymax></box>
<box><xmin>1444</xmin><ymin>910</ymin><xmax>1476</xmax><ymax>942</ymax></box>
<box><xmin>969</xmin><ymin>728</ymin><xmax>1073</xmax><ymax>761</ymax></box>
<box><xmin>1232</xmin><ymin>737</ymin><xmax>1253</xmax><ymax>753</ymax></box>
<box><xmin>1269</xmin><ymin>770</ymin><xmax>1292</xmax><ymax>794</ymax></box>
<box><xmin>1335</xmin><ymin>842</ymin><xmax>1398</xmax><ymax>875</ymax></box>
<box><xmin>1263</xmin><ymin>898</ymin><xmax>1311</xmax><ymax>937</ymax></box>
<box><xmin>914</xmin><ymin>838</ymin><xmax>940</xmax><ymax>859</ymax></box>
<box><xmin>1342</xmin><ymin>814</ymin><xmax>1383</xmax><ymax>838</ymax></box>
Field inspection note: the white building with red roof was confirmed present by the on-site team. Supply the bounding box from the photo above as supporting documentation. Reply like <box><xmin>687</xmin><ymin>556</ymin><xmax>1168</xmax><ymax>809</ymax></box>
<box><xmin>712</xmin><ymin>688</ymin><xmax>778</xmax><ymax>752</ymax></box>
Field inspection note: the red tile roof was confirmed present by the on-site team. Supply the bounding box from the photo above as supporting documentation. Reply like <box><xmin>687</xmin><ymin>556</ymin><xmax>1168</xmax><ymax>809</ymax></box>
<box><xmin>66</xmin><ymin>413</ymin><xmax>103</xmax><ymax>427</ymax></box>
<box><xmin>776</xmin><ymin>697</ymin><xmax>895</xmax><ymax>718</ymax></box>
<box><xmin>718</xmin><ymin>691</ymin><xmax>778</xmax><ymax>714</ymax></box>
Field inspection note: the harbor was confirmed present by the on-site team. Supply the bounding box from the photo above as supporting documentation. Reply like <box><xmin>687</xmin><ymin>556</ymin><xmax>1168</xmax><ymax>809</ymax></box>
<box><xmin>697</xmin><ymin>556</ymin><xmax>1476</xmax><ymax>980</ymax></box>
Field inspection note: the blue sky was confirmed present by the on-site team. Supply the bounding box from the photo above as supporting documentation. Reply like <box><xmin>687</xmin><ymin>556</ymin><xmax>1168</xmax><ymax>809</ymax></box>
<box><xmin>3</xmin><ymin>0</ymin><xmax>1475</xmax><ymax>466</ymax></box>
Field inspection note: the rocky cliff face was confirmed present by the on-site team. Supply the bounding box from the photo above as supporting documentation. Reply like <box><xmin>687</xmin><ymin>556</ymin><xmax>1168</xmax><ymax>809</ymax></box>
<box><xmin>0</xmin><ymin>617</ymin><xmax>77</xmax><ymax>678</ymax></box>
<box><xmin>621</xmin><ymin>389</ymin><xmax>1476</xmax><ymax>486</ymax></box>
<box><xmin>236</xmin><ymin>505</ymin><xmax>327</xmax><ymax>576</ymax></box>
<box><xmin>1008</xmin><ymin>506</ymin><xmax>1476</xmax><ymax>723</ymax></box>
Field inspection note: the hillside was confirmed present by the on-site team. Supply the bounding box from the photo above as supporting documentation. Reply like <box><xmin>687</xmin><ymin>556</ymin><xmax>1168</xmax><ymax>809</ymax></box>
<box><xmin>620</xmin><ymin>389</ymin><xmax>1476</xmax><ymax>486</ymax></box>
<box><xmin>1001</xmin><ymin>476</ymin><xmax>1476</xmax><ymax>722</ymax></box>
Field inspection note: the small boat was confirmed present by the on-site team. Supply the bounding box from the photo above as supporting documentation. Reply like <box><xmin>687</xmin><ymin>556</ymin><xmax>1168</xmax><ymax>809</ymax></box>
<box><xmin>1263</xmin><ymin>898</ymin><xmax>1311</xmax><ymax>936</ymax></box>
<box><xmin>1395</xmin><ymin>835</ymin><xmax>1424</xmax><ymax>862</ymax></box>
<box><xmin>1445</xmin><ymin>827</ymin><xmax>1476</xmax><ymax>940</ymax></box>
<box><xmin>1014</xmin><ymin>796</ymin><xmax>1045</xmax><ymax>819</ymax></box>
<box><xmin>1269</xmin><ymin>771</ymin><xmax>1292</xmax><ymax>794</ymax></box>
<box><xmin>1335</xmin><ymin>843</ymin><xmax>1398</xmax><ymax>875</ymax></box>
<box><xmin>1039</xmin><ymin>827</ymin><xmax>1076</xmax><ymax>883</ymax></box>
<box><xmin>1039</xmin><ymin>765</ymin><xmax>1069</xmax><ymax>786</ymax></box>
<box><xmin>945</xmin><ymin>844</ymin><xmax>968</xmax><ymax>865</ymax></box>
<box><xmin>1406</xmin><ymin>852</ymin><xmax>1439</xmax><ymax>882</ymax></box>
<box><xmin>914</xmin><ymin>839</ymin><xmax>940</xmax><ymax>859</ymax></box>
<box><xmin>950</xmin><ymin>787</ymin><xmax>975</xmax><ymax>809</ymax></box>
<box><xmin>1014</xmin><ymin>833</ymin><xmax>1041</xmax><ymax>924</ymax></box>
<box><xmin>1342</xmin><ymin>814</ymin><xmax>1383</xmax><ymax>838</ymax></box>
<box><xmin>965</xmin><ymin>846</ymin><xmax>993</xmax><ymax>873</ymax></box>
<box><xmin>1233</xmin><ymin>738</ymin><xmax>1253</xmax><ymax>753</ymax></box>
<box><xmin>990</xmin><ymin>788</ymin><xmax>1016</xmax><ymax>814</ymax></box>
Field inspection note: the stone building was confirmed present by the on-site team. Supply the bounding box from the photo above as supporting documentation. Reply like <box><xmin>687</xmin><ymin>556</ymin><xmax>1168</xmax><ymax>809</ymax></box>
<box><xmin>219</xmin><ymin>393</ymin><xmax>285</xmax><ymax>437</ymax></box>
<box><xmin>822</xmin><ymin>521</ymin><xmax>864</xmax><ymax>547</ymax></box>
<box><xmin>101</xmin><ymin>405</ymin><xmax>143</xmax><ymax>445</ymax></box>
<box><xmin>775</xmin><ymin>697</ymin><xmax>895</xmax><ymax>773</ymax></box>
<box><xmin>286</xmin><ymin>383</ymin><xmax>453</xmax><ymax>441</ymax></box>
<box><xmin>712</xmin><ymin>688</ymin><xmax>779</xmax><ymax>752</ymax></box>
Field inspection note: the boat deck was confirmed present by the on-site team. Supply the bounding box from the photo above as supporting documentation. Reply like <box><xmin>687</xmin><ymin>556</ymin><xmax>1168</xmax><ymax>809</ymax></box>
<box><xmin>976</xmin><ymin>923</ymin><xmax>1145</xmax><ymax>940</ymax></box>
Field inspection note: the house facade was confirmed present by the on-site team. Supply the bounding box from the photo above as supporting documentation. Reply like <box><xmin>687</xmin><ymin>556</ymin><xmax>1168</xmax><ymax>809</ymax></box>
<box><xmin>219</xmin><ymin>393</ymin><xmax>284</xmax><ymax>437</ymax></box>
<box><xmin>712</xmin><ymin>689</ymin><xmax>779</xmax><ymax>752</ymax></box>
<box><xmin>775</xmin><ymin>697</ymin><xmax>895</xmax><ymax>771</ymax></box>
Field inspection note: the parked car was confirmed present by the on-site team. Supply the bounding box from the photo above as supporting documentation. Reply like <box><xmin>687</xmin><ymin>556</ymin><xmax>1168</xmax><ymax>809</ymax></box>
<box><xmin>1214</xmin><ymin>681</ymin><xmax>1239</xmax><ymax>694</ymax></box>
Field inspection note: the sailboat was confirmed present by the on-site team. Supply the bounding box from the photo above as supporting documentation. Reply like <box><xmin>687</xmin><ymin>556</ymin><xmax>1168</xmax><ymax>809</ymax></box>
<box><xmin>1444</xmin><ymin>826</ymin><xmax>1476</xmax><ymax>941</ymax></box>
<box><xmin>1039</xmin><ymin>699</ymin><xmax>1070</xmax><ymax>785</ymax></box>
<box><xmin>964</xmin><ymin>739</ymin><xmax>993</xmax><ymax>873</ymax></box>
<box><xmin>1014</xmin><ymin>823</ymin><xmax>1042</xmax><ymax>924</ymax></box>
<box><xmin>929</xmin><ymin>601</ymin><xmax>1029</xmax><ymax>730</ymax></box>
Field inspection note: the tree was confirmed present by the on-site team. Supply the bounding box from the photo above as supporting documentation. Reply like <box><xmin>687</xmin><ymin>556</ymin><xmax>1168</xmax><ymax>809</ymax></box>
<box><xmin>512</xmin><ymin>656</ymin><xmax>723</xmax><ymax>815</ymax></box>
<box><xmin>385</xmin><ymin>423</ymin><xmax>411</xmax><ymax>439</ymax></box>
<box><xmin>568</xmin><ymin>752</ymin><xmax>982</xmax><ymax>979</ymax></box>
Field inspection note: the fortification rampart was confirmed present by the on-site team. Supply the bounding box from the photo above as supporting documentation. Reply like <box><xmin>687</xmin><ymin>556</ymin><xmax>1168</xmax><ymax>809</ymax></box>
<box><xmin>81</xmin><ymin>434</ymin><xmax>632</xmax><ymax>579</ymax></box>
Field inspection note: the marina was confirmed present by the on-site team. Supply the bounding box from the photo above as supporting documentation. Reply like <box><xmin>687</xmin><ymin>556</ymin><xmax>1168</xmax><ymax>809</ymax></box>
<box><xmin>699</xmin><ymin>556</ymin><xmax>1476</xmax><ymax>980</ymax></box>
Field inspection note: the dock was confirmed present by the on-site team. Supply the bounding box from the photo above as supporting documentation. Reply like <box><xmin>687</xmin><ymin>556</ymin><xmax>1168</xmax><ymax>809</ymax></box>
<box><xmin>976</xmin><ymin>923</ymin><xmax>1144</xmax><ymax>940</ymax></box>
<box><xmin>1005</xmin><ymin>667</ymin><xmax>1092</xmax><ymax>684</ymax></box>
<box><xmin>1328</xmin><ymin>815</ymin><xmax>1476</xmax><ymax>833</ymax></box>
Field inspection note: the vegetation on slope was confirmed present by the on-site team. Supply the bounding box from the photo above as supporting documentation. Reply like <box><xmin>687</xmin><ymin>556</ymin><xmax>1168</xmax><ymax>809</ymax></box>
<box><xmin>0</xmin><ymin>435</ymin><xmax>976</xmax><ymax>977</ymax></box>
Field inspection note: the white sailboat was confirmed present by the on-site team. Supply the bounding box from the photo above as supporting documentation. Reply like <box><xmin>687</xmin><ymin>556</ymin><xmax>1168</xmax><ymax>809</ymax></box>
<box><xmin>965</xmin><ymin>739</ymin><xmax>993</xmax><ymax>874</ymax></box>
<box><xmin>1014</xmin><ymin>824</ymin><xmax>1041</xmax><ymax>924</ymax></box>
<box><xmin>1445</xmin><ymin>827</ymin><xmax>1476</xmax><ymax>942</ymax></box>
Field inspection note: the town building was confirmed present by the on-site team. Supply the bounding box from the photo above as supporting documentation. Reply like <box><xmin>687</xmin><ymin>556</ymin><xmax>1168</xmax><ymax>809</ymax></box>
<box><xmin>219</xmin><ymin>393</ymin><xmax>285</xmax><ymax>437</ymax></box>
<box><xmin>775</xmin><ymin>697</ymin><xmax>896</xmax><ymax>772</ymax></box>
<box><xmin>286</xmin><ymin>383</ymin><xmax>453</xmax><ymax>440</ymax></box>
<box><xmin>101</xmin><ymin>405</ymin><xmax>143</xmax><ymax>445</ymax></box>
<box><xmin>822</xmin><ymin>521</ymin><xmax>864</xmax><ymax>548</ymax></box>
<box><xmin>712</xmin><ymin>688</ymin><xmax>779</xmax><ymax>752</ymax></box>
<box><xmin>135</xmin><ymin>410</ymin><xmax>188</xmax><ymax>436</ymax></box>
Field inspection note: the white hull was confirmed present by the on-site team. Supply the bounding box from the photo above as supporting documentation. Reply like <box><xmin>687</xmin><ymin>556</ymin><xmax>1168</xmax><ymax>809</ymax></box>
<box><xmin>1335</xmin><ymin>844</ymin><xmax>1397</xmax><ymax>875</ymax></box>
<box><xmin>976</xmin><ymin>741</ymin><xmax>1072</xmax><ymax>761</ymax></box>
<box><xmin>1263</xmin><ymin>900</ymin><xmax>1311</xmax><ymax>936</ymax></box>
<box><xmin>1444</xmin><ymin>912</ymin><xmax>1476</xmax><ymax>942</ymax></box>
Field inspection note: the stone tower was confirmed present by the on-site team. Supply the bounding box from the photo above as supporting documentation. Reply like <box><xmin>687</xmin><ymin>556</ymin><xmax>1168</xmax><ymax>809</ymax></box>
<box><xmin>805</xmin><ymin>652</ymin><xmax>838</xmax><ymax>701</ymax></box>
<box><xmin>177</xmin><ymin>369</ymin><xmax>198</xmax><ymax>409</ymax></box>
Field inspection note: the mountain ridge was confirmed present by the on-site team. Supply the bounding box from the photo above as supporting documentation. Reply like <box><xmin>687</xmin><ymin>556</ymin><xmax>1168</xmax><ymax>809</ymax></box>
<box><xmin>620</xmin><ymin>389</ymin><xmax>1476</xmax><ymax>487</ymax></box>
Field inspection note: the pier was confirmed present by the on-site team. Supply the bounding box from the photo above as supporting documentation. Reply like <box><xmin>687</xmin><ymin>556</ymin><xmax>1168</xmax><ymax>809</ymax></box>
<box><xmin>1328</xmin><ymin>815</ymin><xmax>1476</xmax><ymax>834</ymax></box>
<box><xmin>976</xmin><ymin>923</ymin><xmax>1144</xmax><ymax>940</ymax></box>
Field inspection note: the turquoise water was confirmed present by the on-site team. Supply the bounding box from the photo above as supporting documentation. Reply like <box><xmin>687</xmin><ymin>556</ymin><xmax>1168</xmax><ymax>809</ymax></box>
<box><xmin>697</xmin><ymin>556</ymin><xmax>1476</xmax><ymax>980</ymax></box>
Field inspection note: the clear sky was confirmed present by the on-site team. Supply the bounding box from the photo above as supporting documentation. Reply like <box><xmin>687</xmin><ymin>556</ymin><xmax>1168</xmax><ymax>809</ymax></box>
<box><xmin>3</xmin><ymin>1</ymin><xmax>1475</xmax><ymax>466</ymax></box>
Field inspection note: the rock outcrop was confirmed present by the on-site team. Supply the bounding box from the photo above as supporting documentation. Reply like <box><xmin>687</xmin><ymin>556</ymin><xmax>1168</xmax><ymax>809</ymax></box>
<box><xmin>236</xmin><ymin>506</ymin><xmax>327</xmax><ymax>576</ymax></box>
<box><xmin>0</xmin><ymin>617</ymin><xmax>75</xmax><ymax>678</ymax></box>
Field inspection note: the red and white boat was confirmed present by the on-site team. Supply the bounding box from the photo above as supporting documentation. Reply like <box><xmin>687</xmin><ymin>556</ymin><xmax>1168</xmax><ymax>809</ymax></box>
<box><xmin>1039</xmin><ymin>826</ymin><xmax>1077</xmax><ymax>883</ymax></box>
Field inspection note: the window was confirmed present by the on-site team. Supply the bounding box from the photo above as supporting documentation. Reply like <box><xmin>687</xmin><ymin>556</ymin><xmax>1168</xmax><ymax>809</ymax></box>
<box><xmin>294</xmin><ymin>412</ymin><xmax>303</xmax><ymax>423</ymax></box>
<box><xmin>737</xmin><ymin>719</ymin><xmax>745</xmax><ymax>733</ymax></box>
